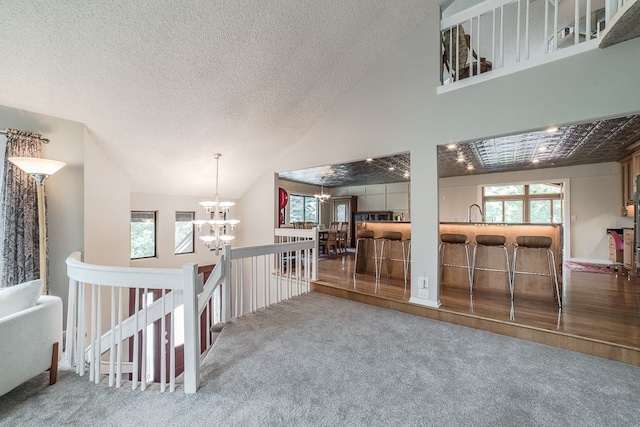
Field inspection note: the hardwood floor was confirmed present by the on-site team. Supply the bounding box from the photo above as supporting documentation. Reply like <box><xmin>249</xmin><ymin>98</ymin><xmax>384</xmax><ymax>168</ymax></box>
<box><xmin>314</xmin><ymin>251</ymin><xmax>640</xmax><ymax>365</ymax></box>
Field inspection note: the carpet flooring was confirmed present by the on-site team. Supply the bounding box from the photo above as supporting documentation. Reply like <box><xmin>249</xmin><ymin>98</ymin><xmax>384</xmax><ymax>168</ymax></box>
<box><xmin>1</xmin><ymin>292</ymin><xmax>639</xmax><ymax>426</ymax></box>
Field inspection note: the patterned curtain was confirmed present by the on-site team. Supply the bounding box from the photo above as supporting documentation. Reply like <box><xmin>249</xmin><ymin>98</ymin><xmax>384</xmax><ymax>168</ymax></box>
<box><xmin>0</xmin><ymin>129</ymin><xmax>44</xmax><ymax>288</ymax></box>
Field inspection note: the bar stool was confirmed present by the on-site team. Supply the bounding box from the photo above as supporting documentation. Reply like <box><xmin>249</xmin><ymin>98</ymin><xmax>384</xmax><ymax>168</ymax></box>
<box><xmin>439</xmin><ymin>233</ymin><xmax>472</xmax><ymax>293</ymax></box>
<box><xmin>378</xmin><ymin>231</ymin><xmax>411</xmax><ymax>291</ymax></box>
<box><xmin>511</xmin><ymin>236</ymin><xmax>562</xmax><ymax>307</ymax></box>
<box><xmin>471</xmin><ymin>234</ymin><xmax>510</xmax><ymax>295</ymax></box>
<box><xmin>353</xmin><ymin>229</ymin><xmax>378</xmax><ymax>279</ymax></box>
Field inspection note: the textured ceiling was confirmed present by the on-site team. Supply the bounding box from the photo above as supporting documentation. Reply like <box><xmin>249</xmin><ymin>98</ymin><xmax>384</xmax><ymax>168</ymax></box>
<box><xmin>0</xmin><ymin>1</ymin><xmax>438</xmax><ymax>198</ymax></box>
<box><xmin>279</xmin><ymin>152</ymin><xmax>410</xmax><ymax>187</ymax></box>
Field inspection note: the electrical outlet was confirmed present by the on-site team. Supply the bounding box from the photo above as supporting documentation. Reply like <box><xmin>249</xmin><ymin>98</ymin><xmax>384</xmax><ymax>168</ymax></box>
<box><xmin>419</xmin><ymin>276</ymin><xmax>428</xmax><ymax>289</ymax></box>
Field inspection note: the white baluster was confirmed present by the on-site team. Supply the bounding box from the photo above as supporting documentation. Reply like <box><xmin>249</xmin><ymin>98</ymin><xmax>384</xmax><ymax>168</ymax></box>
<box><xmin>161</xmin><ymin>289</ymin><xmax>166</xmax><ymax>392</ymax></box>
<box><xmin>65</xmin><ymin>278</ymin><xmax>77</xmax><ymax>367</ymax></box>
<box><xmin>545</xmin><ymin>0</ymin><xmax>549</xmax><ymax>54</ymax></box>
<box><xmin>586</xmin><ymin>0</ymin><xmax>592</xmax><ymax>41</ymax></box>
<box><xmin>77</xmin><ymin>282</ymin><xmax>85</xmax><ymax>376</ymax></box>
<box><xmin>95</xmin><ymin>287</ymin><xmax>101</xmax><ymax>384</ymax></box>
<box><xmin>132</xmin><ymin>288</ymin><xmax>139</xmax><ymax>390</ymax></box>
<box><xmin>109</xmin><ymin>286</ymin><xmax>115</xmax><ymax>387</ymax></box>
<box><xmin>116</xmin><ymin>287</ymin><xmax>123</xmax><ymax>388</ymax></box>
<box><xmin>141</xmin><ymin>288</ymin><xmax>148</xmax><ymax>391</ymax></box>
<box><xmin>90</xmin><ymin>284</ymin><xmax>96</xmax><ymax>382</ymax></box>
<box><xmin>575</xmin><ymin>0</ymin><xmax>580</xmax><ymax>45</ymax></box>
<box><xmin>554</xmin><ymin>0</ymin><xmax>559</xmax><ymax>51</ymax></box>
<box><xmin>525</xmin><ymin>0</ymin><xmax>530</xmax><ymax>60</ymax></box>
<box><xmin>516</xmin><ymin>0</ymin><xmax>521</xmax><ymax>63</ymax></box>
<box><xmin>170</xmin><ymin>291</ymin><xmax>176</xmax><ymax>393</ymax></box>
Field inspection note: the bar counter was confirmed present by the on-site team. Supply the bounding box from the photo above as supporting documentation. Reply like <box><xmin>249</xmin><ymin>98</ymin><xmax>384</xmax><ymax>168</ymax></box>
<box><xmin>440</xmin><ymin>222</ymin><xmax>563</xmax><ymax>297</ymax></box>
<box><xmin>353</xmin><ymin>221</ymin><xmax>563</xmax><ymax>299</ymax></box>
<box><xmin>354</xmin><ymin>221</ymin><xmax>411</xmax><ymax>279</ymax></box>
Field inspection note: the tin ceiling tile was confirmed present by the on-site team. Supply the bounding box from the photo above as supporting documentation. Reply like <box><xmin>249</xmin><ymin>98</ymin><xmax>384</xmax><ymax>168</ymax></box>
<box><xmin>280</xmin><ymin>115</ymin><xmax>640</xmax><ymax>187</ymax></box>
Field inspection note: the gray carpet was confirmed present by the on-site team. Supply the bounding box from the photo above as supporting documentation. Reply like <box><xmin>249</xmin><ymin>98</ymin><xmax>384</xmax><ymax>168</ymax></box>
<box><xmin>1</xmin><ymin>292</ymin><xmax>638</xmax><ymax>426</ymax></box>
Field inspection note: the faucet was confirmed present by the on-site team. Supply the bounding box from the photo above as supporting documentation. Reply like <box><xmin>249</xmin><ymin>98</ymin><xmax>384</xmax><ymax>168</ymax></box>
<box><xmin>468</xmin><ymin>204</ymin><xmax>483</xmax><ymax>222</ymax></box>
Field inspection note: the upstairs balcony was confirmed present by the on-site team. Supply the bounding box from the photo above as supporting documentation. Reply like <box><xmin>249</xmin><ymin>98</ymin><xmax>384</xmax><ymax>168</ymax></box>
<box><xmin>439</xmin><ymin>0</ymin><xmax>638</xmax><ymax>92</ymax></box>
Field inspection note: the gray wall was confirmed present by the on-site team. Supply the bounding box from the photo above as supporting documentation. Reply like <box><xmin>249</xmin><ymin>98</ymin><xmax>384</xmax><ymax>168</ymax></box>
<box><xmin>240</xmin><ymin>10</ymin><xmax>640</xmax><ymax>306</ymax></box>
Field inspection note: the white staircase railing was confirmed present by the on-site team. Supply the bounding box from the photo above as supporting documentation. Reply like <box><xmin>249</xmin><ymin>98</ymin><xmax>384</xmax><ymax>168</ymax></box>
<box><xmin>65</xmin><ymin>230</ymin><xmax>317</xmax><ymax>394</ymax></box>
<box><xmin>440</xmin><ymin>0</ymin><xmax>631</xmax><ymax>88</ymax></box>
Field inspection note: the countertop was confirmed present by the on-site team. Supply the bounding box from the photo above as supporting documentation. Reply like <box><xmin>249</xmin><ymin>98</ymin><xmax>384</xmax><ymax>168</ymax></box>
<box><xmin>440</xmin><ymin>222</ymin><xmax>562</xmax><ymax>226</ymax></box>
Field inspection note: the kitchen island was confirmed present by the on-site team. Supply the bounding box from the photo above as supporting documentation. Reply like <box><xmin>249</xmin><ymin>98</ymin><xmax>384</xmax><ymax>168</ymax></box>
<box><xmin>354</xmin><ymin>221</ymin><xmax>410</xmax><ymax>279</ymax></box>
<box><xmin>440</xmin><ymin>222</ymin><xmax>563</xmax><ymax>298</ymax></box>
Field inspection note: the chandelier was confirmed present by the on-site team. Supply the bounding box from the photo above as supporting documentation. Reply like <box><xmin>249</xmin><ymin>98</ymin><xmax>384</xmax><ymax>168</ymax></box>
<box><xmin>194</xmin><ymin>153</ymin><xmax>239</xmax><ymax>253</ymax></box>
<box><xmin>314</xmin><ymin>185</ymin><xmax>330</xmax><ymax>202</ymax></box>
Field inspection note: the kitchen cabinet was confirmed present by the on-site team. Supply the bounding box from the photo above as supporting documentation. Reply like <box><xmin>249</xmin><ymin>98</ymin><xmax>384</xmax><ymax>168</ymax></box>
<box><xmin>623</xmin><ymin>228</ymin><xmax>634</xmax><ymax>271</ymax></box>
<box><xmin>608</xmin><ymin>233</ymin><xmax>623</xmax><ymax>263</ymax></box>
<box><xmin>352</xmin><ymin>211</ymin><xmax>393</xmax><ymax>222</ymax></box>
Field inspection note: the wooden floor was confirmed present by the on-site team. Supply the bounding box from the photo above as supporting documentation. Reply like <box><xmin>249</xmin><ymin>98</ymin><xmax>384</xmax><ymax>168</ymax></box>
<box><xmin>313</xmin><ymin>251</ymin><xmax>640</xmax><ymax>366</ymax></box>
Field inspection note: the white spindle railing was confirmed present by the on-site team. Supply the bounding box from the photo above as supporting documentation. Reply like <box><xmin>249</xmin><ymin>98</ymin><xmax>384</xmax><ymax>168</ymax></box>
<box><xmin>65</xmin><ymin>231</ymin><xmax>317</xmax><ymax>394</ymax></box>
<box><xmin>226</xmin><ymin>228</ymin><xmax>318</xmax><ymax>318</ymax></box>
<box><xmin>440</xmin><ymin>0</ymin><xmax>628</xmax><ymax>87</ymax></box>
<box><xmin>66</xmin><ymin>253</ymin><xmax>202</xmax><ymax>393</ymax></box>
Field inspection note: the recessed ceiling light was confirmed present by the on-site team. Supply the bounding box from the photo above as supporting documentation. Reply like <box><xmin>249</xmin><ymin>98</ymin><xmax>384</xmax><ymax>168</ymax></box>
<box><xmin>388</xmin><ymin>167</ymin><xmax>395</xmax><ymax>171</ymax></box>
<box><xmin>404</xmin><ymin>171</ymin><xmax>410</xmax><ymax>178</ymax></box>
<box><xmin>446</xmin><ymin>144</ymin><xmax>456</xmax><ymax>150</ymax></box>
<box><xmin>467</xmin><ymin>164</ymin><xmax>474</xmax><ymax>170</ymax></box>
<box><xmin>546</xmin><ymin>126</ymin><xmax>559</xmax><ymax>133</ymax></box>
<box><xmin>532</xmin><ymin>158</ymin><xmax>540</xmax><ymax>164</ymax></box>
<box><xmin>366</xmin><ymin>158</ymin><xmax>373</xmax><ymax>162</ymax></box>
<box><xmin>457</xmin><ymin>156</ymin><xmax>465</xmax><ymax>162</ymax></box>
<box><xmin>539</xmin><ymin>146</ymin><xmax>547</xmax><ymax>151</ymax></box>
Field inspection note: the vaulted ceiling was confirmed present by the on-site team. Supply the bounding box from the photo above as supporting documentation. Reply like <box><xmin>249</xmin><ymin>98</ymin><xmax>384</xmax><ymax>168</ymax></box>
<box><xmin>0</xmin><ymin>1</ymin><xmax>440</xmax><ymax>198</ymax></box>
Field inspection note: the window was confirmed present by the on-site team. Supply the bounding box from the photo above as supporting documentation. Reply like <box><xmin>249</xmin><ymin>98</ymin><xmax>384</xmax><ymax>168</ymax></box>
<box><xmin>131</xmin><ymin>211</ymin><xmax>157</xmax><ymax>259</ymax></box>
<box><xmin>175</xmin><ymin>211</ymin><xmax>195</xmax><ymax>254</ymax></box>
<box><xmin>289</xmin><ymin>194</ymin><xmax>318</xmax><ymax>223</ymax></box>
<box><xmin>335</xmin><ymin>203</ymin><xmax>347</xmax><ymax>222</ymax></box>
<box><xmin>483</xmin><ymin>183</ymin><xmax>562</xmax><ymax>223</ymax></box>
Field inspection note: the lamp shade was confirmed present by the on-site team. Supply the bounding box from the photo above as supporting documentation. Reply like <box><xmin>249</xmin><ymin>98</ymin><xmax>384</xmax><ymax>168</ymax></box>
<box><xmin>8</xmin><ymin>157</ymin><xmax>66</xmax><ymax>176</ymax></box>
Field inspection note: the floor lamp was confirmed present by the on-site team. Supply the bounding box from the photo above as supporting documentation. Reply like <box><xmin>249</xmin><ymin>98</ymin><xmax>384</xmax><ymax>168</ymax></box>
<box><xmin>7</xmin><ymin>157</ymin><xmax>66</xmax><ymax>294</ymax></box>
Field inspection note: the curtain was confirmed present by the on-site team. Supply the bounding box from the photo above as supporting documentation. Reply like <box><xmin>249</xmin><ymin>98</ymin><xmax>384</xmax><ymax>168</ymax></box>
<box><xmin>0</xmin><ymin>129</ymin><xmax>43</xmax><ymax>288</ymax></box>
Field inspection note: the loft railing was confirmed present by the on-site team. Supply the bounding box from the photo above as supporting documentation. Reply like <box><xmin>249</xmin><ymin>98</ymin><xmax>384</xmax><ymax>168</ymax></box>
<box><xmin>65</xmin><ymin>231</ymin><xmax>316</xmax><ymax>394</ymax></box>
<box><xmin>440</xmin><ymin>0</ymin><xmax>631</xmax><ymax>89</ymax></box>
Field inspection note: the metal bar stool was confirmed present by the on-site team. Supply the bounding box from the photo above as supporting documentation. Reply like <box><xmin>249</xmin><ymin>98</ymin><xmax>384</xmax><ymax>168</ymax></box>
<box><xmin>439</xmin><ymin>233</ymin><xmax>472</xmax><ymax>293</ymax></box>
<box><xmin>353</xmin><ymin>229</ymin><xmax>379</xmax><ymax>279</ymax></box>
<box><xmin>511</xmin><ymin>236</ymin><xmax>562</xmax><ymax>307</ymax></box>
<box><xmin>471</xmin><ymin>234</ymin><xmax>510</xmax><ymax>295</ymax></box>
<box><xmin>378</xmin><ymin>231</ymin><xmax>411</xmax><ymax>292</ymax></box>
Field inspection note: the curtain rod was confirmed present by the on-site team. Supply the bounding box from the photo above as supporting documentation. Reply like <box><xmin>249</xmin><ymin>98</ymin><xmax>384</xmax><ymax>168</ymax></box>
<box><xmin>1</xmin><ymin>128</ymin><xmax>49</xmax><ymax>143</ymax></box>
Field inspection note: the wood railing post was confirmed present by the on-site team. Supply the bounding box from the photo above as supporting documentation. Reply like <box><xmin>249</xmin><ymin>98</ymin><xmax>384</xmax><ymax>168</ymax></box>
<box><xmin>182</xmin><ymin>263</ymin><xmax>199</xmax><ymax>394</ymax></box>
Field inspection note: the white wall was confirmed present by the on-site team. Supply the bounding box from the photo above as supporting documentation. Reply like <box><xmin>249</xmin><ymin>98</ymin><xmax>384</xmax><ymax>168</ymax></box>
<box><xmin>238</xmin><ymin>172</ymin><xmax>276</xmax><ymax>247</ymax></box>
<box><xmin>0</xmin><ymin>105</ymin><xmax>85</xmax><ymax>312</ymax></box>
<box><xmin>439</xmin><ymin>162</ymin><xmax>629</xmax><ymax>263</ymax></box>
<box><xmin>130</xmin><ymin>192</ymin><xmax>239</xmax><ymax>268</ymax></box>
<box><xmin>83</xmin><ymin>130</ymin><xmax>130</xmax><ymax>267</ymax></box>
<box><xmin>240</xmin><ymin>10</ymin><xmax>640</xmax><ymax>307</ymax></box>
